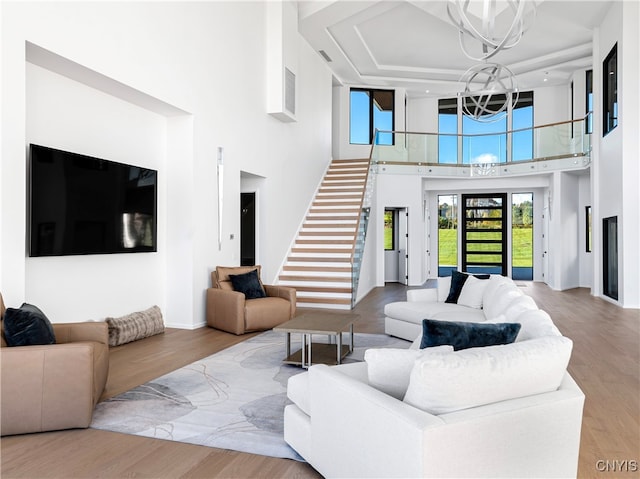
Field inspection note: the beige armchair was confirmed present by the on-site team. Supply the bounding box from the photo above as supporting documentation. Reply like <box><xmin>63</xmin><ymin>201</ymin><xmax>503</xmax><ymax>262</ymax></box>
<box><xmin>206</xmin><ymin>265</ymin><xmax>296</xmax><ymax>335</ymax></box>
<box><xmin>0</xmin><ymin>293</ymin><xmax>109</xmax><ymax>436</ymax></box>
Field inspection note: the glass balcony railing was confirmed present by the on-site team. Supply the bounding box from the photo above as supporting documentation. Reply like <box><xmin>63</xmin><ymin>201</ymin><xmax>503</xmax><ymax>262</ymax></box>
<box><xmin>370</xmin><ymin>115</ymin><xmax>591</xmax><ymax>169</ymax></box>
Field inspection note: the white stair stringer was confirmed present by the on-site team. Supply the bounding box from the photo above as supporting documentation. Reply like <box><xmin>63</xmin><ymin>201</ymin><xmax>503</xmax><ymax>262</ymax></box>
<box><xmin>278</xmin><ymin>159</ymin><xmax>370</xmax><ymax>310</ymax></box>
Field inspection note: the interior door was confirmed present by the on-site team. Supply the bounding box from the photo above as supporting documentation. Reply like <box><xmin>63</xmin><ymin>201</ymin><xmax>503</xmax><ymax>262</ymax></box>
<box><xmin>240</xmin><ymin>192</ymin><xmax>256</xmax><ymax>266</ymax></box>
<box><xmin>398</xmin><ymin>208</ymin><xmax>408</xmax><ymax>284</ymax></box>
<box><xmin>542</xmin><ymin>206</ymin><xmax>549</xmax><ymax>283</ymax></box>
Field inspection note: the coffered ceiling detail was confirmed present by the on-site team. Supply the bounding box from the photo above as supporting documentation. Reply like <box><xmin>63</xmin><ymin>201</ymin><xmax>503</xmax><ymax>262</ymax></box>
<box><xmin>298</xmin><ymin>0</ymin><xmax>612</xmax><ymax>97</ymax></box>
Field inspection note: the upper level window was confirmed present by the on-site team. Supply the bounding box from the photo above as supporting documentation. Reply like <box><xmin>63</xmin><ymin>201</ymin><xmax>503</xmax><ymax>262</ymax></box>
<box><xmin>438</xmin><ymin>92</ymin><xmax>533</xmax><ymax>164</ymax></box>
<box><xmin>511</xmin><ymin>91</ymin><xmax>534</xmax><ymax>161</ymax></box>
<box><xmin>350</xmin><ymin>88</ymin><xmax>394</xmax><ymax>145</ymax></box>
<box><xmin>603</xmin><ymin>44</ymin><xmax>618</xmax><ymax>136</ymax></box>
<box><xmin>438</xmin><ymin>98</ymin><xmax>458</xmax><ymax>164</ymax></box>
<box><xmin>462</xmin><ymin>94</ymin><xmax>507</xmax><ymax>164</ymax></box>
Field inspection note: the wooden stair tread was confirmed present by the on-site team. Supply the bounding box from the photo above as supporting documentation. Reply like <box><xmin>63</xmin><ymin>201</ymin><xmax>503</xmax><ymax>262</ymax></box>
<box><xmin>296</xmin><ymin>297</ymin><xmax>352</xmax><ymax>305</ymax></box>
<box><xmin>309</xmin><ymin>208</ymin><xmax>361</xmax><ymax>214</ymax></box>
<box><xmin>315</xmin><ymin>194</ymin><xmax>362</xmax><ymax>199</ymax></box>
<box><xmin>291</xmin><ymin>247</ymin><xmax>352</xmax><ymax>253</ymax></box>
<box><xmin>301</xmin><ymin>223</ymin><xmax>357</xmax><ymax>229</ymax></box>
<box><xmin>312</xmin><ymin>201</ymin><xmax>361</xmax><ymax>206</ymax></box>
<box><xmin>298</xmin><ymin>231</ymin><xmax>356</xmax><ymax>236</ymax></box>
<box><xmin>287</xmin><ymin>256</ymin><xmax>351</xmax><ymax>263</ymax></box>
<box><xmin>283</xmin><ymin>265</ymin><xmax>351</xmax><ymax>272</ymax></box>
<box><xmin>279</xmin><ymin>275</ymin><xmax>351</xmax><ymax>282</ymax></box>
<box><xmin>295</xmin><ymin>239</ymin><xmax>354</xmax><ymax>245</ymax></box>
<box><xmin>290</xmin><ymin>286</ymin><xmax>352</xmax><ymax>293</ymax></box>
<box><xmin>320</xmin><ymin>180</ymin><xmax>365</xmax><ymax>188</ymax></box>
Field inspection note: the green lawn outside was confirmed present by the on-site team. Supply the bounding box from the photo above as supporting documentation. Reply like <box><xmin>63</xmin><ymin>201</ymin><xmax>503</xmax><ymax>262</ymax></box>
<box><xmin>438</xmin><ymin>227</ymin><xmax>533</xmax><ymax>267</ymax></box>
<box><xmin>384</xmin><ymin>224</ymin><xmax>393</xmax><ymax>250</ymax></box>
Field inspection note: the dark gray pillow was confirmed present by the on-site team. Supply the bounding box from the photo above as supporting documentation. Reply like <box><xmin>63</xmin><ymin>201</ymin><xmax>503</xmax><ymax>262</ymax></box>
<box><xmin>229</xmin><ymin>269</ymin><xmax>266</xmax><ymax>299</ymax></box>
<box><xmin>3</xmin><ymin>303</ymin><xmax>56</xmax><ymax>346</ymax></box>
<box><xmin>420</xmin><ymin>319</ymin><xmax>520</xmax><ymax>351</ymax></box>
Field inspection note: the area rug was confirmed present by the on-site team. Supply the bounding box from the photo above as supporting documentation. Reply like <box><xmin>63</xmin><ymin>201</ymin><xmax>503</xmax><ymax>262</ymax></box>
<box><xmin>91</xmin><ymin>330</ymin><xmax>409</xmax><ymax>461</ymax></box>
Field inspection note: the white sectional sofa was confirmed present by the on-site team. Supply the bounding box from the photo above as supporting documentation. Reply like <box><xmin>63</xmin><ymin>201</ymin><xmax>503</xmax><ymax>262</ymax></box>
<box><xmin>384</xmin><ymin>273</ymin><xmax>556</xmax><ymax>341</ymax></box>
<box><xmin>283</xmin><ymin>274</ymin><xmax>585</xmax><ymax>478</ymax></box>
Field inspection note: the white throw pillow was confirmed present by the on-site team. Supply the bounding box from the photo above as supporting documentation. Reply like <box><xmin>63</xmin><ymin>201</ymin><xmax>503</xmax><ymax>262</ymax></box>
<box><xmin>437</xmin><ymin>276</ymin><xmax>452</xmax><ymax>302</ymax></box>
<box><xmin>365</xmin><ymin>345</ymin><xmax>453</xmax><ymax>400</ymax></box>
<box><xmin>481</xmin><ymin>275</ymin><xmax>513</xmax><ymax>307</ymax></box>
<box><xmin>403</xmin><ymin>335</ymin><xmax>573</xmax><ymax>415</ymax></box>
<box><xmin>457</xmin><ymin>275</ymin><xmax>489</xmax><ymax>309</ymax></box>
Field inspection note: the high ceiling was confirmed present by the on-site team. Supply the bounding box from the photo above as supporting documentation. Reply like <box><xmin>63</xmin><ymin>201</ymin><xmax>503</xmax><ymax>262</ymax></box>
<box><xmin>298</xmin><ymin>0</ymin><xmax>613</xmax><ymax>98</ymax></box>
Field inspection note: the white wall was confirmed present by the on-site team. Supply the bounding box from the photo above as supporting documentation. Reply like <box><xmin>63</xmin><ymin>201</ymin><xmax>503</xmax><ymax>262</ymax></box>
<box><xmin>1</xmin><ymin>1</ymin><xmax>333</xmax><ymax>326</ymax></box>
<box><xmin>592</xmin><ymin>0</ymin><xmax>640</xmax><ymax>307</ymax></box>
<box><xmin>619</xmin><ymin>0</ymin><xmax>640</xmax><ymax>308</ymax></box>
<box><xmin>375</xmin><ymin>175</ymin><xmax>424</xmax><ymax>286</ymax></box>
<box><xmin>24</xmin><ymin>63</ymin><xmax>168</xmax><ymax>322</ymax></box>
<box><xmin>534</xmin><ymin>84</ymin><xmax>571</xmax><ymax>126</ymax></box>
<box><xmin>407</xmin><ymin>97</ymin><xmax>438</xmax><ymax>133</ymax></box>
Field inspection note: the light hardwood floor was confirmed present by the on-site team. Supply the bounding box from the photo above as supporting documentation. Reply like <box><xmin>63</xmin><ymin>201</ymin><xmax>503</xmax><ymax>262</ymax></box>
<box><xmin>1</xmin><ymin>283</ymin><xmax>638</xmax><ymax>478</ymax></box>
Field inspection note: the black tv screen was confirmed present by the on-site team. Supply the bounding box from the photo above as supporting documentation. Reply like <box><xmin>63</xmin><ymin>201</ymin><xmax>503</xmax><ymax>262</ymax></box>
<box><xmin>28</xmin><ymin>144</ymin><xmax>158</xmax><ymax>256</ymax></box>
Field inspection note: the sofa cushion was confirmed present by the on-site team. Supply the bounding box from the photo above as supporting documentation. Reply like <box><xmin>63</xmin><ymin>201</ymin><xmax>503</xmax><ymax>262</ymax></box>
<box><xmin>457</xmin><ymin>275</ymin><xmax>490</xmax><ymax>309</ymax></box>
<box><xmin>364</xmin><ymin>345</ymin><xmax>453</xmax><ymax>399</ymax></box>
<box><xmin>437</xmin><ymin>276</ymin><xmax>452</xmax><ymax>302</ymax></box>
<box><xmin>514</xmin><ymin>309</ymin><xmax>562</xmax><ymax>341</ymax></box>
<box><xmin>403</xmin><ymin>335</ymin><xmax>573</xmax><ymax>415</ymax></box>
<box><xmin>384</xmin><ymin>301</ymin><xmax>484</xmax><ymax>326</ymax></box>
<box><xmin>483</xmin><ymin>283</ymin><xmax>523</xmax><ymax>319</ymax></box>
<box><xmin>429</xmin><ymin>309</ymin><xmax>487</xmax><ymax>323</ymax></box>
<box><xmin>3</xmin><ymin>303</ymin><xmax>56</xmax><ymax>346</ymax></box>
<box><xmin>229</xmin><ymin>269</ymin><xmax>266</xmax><ymax>299</ymax></box>
<box><xmin>499</xmin><ymin>295</ymin><xmax>538</xmax><ymax>323</ymax></box>
<box><xmin>419</xmin><ymin>319</ymin><xmax>520</xmax><ymax>351</ymax></box>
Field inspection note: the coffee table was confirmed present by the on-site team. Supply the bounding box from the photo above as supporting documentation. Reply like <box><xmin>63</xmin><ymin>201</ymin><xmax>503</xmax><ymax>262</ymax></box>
<box><xmin>273</xmin><ymin>311</ymin><xmax>359</xmax><ymax>368</ymax></box>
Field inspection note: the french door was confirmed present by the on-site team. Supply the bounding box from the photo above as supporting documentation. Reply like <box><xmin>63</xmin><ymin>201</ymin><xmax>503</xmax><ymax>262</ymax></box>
<box><xmin>462</xmin><ymin>193</ymin><xmax>507</xmax><ymax>275</ymax></box>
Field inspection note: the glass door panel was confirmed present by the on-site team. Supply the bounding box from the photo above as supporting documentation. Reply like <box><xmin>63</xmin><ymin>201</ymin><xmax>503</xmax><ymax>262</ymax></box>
<box><xmin>462</xmin><ymin>194</ymin><xmax>507</xmax><ymax>275</ymax></box>
<box><xmin>438</xmin><ymin>195</ymin><xmax>458</xmax><ymax>276</ymax></box>
<box><xmin>512</xmin><ymin>193</ymin><xmax>533</xmax><ymax>280</ymax></box>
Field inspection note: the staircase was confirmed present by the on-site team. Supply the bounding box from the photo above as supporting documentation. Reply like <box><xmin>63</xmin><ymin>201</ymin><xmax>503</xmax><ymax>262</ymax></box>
<box><xmin>278</xmin><ymin>159</ymin><xmax>371</xmax><ymax>309</ymax></box>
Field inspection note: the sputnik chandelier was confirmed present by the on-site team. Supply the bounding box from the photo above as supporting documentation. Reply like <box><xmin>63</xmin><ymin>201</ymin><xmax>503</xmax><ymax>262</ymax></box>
<box><xmin>447</xmin><ymin>0</ymin><xmax>537</xmax><ymax>122</ymax></box>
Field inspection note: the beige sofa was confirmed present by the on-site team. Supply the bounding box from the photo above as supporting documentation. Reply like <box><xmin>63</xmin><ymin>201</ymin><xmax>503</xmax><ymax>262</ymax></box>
<box><xmin>0</xmin><ymin>293</ymin><xmax>109</xmax><ymax>436</ymax></box>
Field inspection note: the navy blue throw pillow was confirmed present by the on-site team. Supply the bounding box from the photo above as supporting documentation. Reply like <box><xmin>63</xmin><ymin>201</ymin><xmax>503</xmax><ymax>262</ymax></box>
<box><xmin>229</xmin><ymin>269</ymin><xmax>266</xmax><ymax>299</ymax></box>
<box><xmin>420</xmin><ymin>319</ymin><xmax>521</xmax><ymax>351</ymax></box>
<box><xmin>3</xmin><ymin>303</ymin><xmax>56</xmax><ymax>346</ymax></box>
<box><xmin>445</xmin><ymin>271</ymin><xmax>469</xmax><ymax>303</ymax></box>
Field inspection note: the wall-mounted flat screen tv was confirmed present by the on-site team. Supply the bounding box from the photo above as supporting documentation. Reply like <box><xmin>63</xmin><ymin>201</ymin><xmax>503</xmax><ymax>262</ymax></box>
<box><xmin>28</xmin><ymin>144</ymin><xmax>158</xmax><ymax>257</ymax></box>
